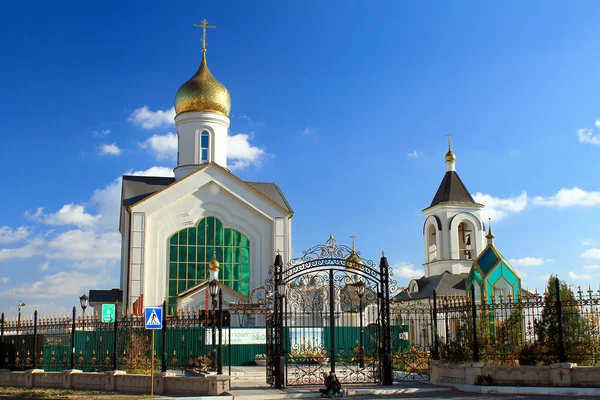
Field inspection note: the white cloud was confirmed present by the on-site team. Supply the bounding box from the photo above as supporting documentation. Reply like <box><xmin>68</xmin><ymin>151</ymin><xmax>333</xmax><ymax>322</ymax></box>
<box><xmin>46</xmin><ymin>230</ymin><xmax>121</xmax><ymax>266</ymax></box>
<box><xmin>301</xmin><ymin>127</ymin><xmax>315</xmax><ymax>135</ymax></box>
<box><xmin>509</xmin><ymin>257</ymin><xmax>544</xmax><ymax>267</ymax></box>
<box><xmin>98</xmin><ymin>143</ymin><xmax>121</xmax><ymax>156</ymax></box>
<box><xmin>0</xmin><ymin>277</ymin><xmax>8</xmax><ymax>284</ymax></box>
<box><xmin>93</xmin><ymin>129</ymin><xmax>111</xmax><ymax>137</ymax></box>
<box><xmin>88</xmin><ymin>178</ymin><xmax>122</xmax><ymax>231</ymax></box>
<box><xmin>569</xmin><ymin>271</ymin><xmax>591</xmax><ymax>280</ymax></box>
<box><xmin>534</xmin><ymin>187</ymin><xmax>600</xmax><ymax>207</ymax></box>
<box><xmin>582</xmin><ymin>239</ymin><xmax>596</xmax><ymax>247</ymax></box>
<box><xmin>25</xmin><ymin>204</ymin><xmax>101</xmax><ymax>228</ymax></box>
<box><xmin>129</xmin><ymin>166</ymin><xmax>174</xmax><ymax>177</ymax></box>
<box><xmin>39</xmin><ymin>262</ymin><xmax>50</xmax><ymax>271</ymax></box>
<box><xmin>0</xmin><ymin>226</ymin><xmax>31</xmax><ymax>244</ymax></box>
<box><xmin>0</xmin><ymin>271</ymin><xmax>109</xmax><ymax>299</ymax></box>
<box><xmin>227</xmin><ymin>133</ymin><xmax>266</xmax><ymax>170</ymax></box>
<box><xmin>141</xmin><ymin>132</ymin><xmax>177</xmax><ymax>161</ymax></box>
<box><xmin>546</xmin><ymin>259</ymin><xmax>556</xmax><ymax>263</ymax></box>
<box><xmin>0</xmin><ymin>239</ymin><xmax>43</xmax><ymax>262</ymax></box>
<box><xmin>129</xmin><ymin>106</ymin><xmax>175</xmax><ymax>129</ymax></box>
<box><xmin>392</xmin><ymin>262</ymin><xmax>424</xmax><ymax>279</ymax></box>
<box><xmin>407</xmin><ymin>151</ymin><xmax>424</xmax><ymax>159</ymax></box>
<box><xmin>577</xmin><ymin>122</ymin><xmax>600</xmax><ymax>145</ymax></box>
<box><xmin>583</xmin><ymin>265</ymin><xmax>600</xmax><ymax>270</ymax></box>
<box><xmin>581</xmin><ymin>248</ymin><xmax>600</xmax><ymax>261</ymax></box>
<box><xmin>472</xmin><ymin>190</ymin><xmax>528</xmax><ymax>222</ymax></box>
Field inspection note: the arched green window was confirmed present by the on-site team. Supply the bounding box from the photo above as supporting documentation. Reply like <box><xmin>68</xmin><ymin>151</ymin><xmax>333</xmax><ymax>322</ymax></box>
<box><xmin>168</xmin><ymin>216</ymin><xmax>250</xmax><ymax>308</ymax></box>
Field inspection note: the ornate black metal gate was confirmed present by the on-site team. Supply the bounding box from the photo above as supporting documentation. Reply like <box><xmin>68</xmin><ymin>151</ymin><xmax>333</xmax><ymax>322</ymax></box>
<box><xmin>267</xmin><ymin>235</ymin><xmax>395</xmax><ymax>388</ymax></box>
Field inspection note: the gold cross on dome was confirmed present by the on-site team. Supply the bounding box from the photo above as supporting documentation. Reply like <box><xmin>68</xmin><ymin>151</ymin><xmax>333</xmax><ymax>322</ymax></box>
<box><xmin>350</xmin><ymin>235</ymin><xmax>357</xmax><ymax>250</ymax></box>
<box><xmin>446</xmin><ymin>133</ymin><xmax>452</xmax><ymax>147</ymax></box>
<box><xmin>193</xmin><ymin>19</ymin><xmax>216</xmax><ymax>51</ymax></box>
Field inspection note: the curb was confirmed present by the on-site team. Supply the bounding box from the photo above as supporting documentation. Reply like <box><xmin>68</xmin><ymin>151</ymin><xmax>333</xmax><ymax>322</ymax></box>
<box><xmin>441</xmin><ymin>383</ymin><xmax>600</xmax><ymax>396</ymax></box>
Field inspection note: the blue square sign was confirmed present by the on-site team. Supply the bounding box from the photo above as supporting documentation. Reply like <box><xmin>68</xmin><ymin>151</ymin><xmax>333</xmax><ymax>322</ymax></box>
<box><xmin>144</xmin><ymin>307</ymin><xmax>162</xmax><ymax>329</ymax></box>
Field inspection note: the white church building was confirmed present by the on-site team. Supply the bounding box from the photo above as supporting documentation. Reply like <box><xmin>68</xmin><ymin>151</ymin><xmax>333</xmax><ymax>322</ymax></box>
<box><xmin>118</xmin><ymin>28</ymin><xmax>293</xmax><ymax>314</ymax></box>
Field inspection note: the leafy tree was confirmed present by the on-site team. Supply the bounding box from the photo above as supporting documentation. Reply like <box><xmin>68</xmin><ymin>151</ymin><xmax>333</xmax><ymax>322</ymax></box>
<box><xmin>534</xmin><ymin>275</ymin><xmax>593</xmax><ymax>364</ymax></box>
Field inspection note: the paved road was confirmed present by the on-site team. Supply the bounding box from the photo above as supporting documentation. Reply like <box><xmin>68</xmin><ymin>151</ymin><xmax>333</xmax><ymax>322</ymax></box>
<box><xmin>363</xmin><ymin>392</ymin><xmax>600</xmax><ymax>400</ymax></box>
<box><xmin>2</xmin><ymin>392</ymin><xmax>599</xmax><ymax>400</ymax></box>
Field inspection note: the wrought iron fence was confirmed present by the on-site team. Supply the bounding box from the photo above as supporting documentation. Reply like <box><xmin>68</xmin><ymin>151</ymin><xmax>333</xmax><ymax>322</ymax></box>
<box><xmin>392</xmin><ymin>277</ymin><xmax>600</xmax><ymax>368</ymax></box>
<box><xmin>0</xmin><ymin>305</ymin><xmax>266</xmax><ymax>373</ymax></box>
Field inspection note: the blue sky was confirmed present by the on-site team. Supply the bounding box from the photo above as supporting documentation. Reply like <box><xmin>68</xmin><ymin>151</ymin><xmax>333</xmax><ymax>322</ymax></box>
<box><xmin>2</xmin><ymin>1</ymin><xmax>600</xmax><ymax>317</ymax></box>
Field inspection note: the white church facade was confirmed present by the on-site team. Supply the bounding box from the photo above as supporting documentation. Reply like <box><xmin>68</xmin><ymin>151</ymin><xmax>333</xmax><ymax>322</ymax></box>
<box><xmin>118</xmin><ymin>28</ymin><xmax>293</xmax><ymax>314</ymax></box>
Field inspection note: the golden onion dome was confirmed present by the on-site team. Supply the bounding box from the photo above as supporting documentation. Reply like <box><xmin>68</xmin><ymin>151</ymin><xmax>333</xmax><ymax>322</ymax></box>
<box><xmin>174</xmin><ymin>52</ymin><xmax>231</xmax><ymax>116</ymax></box>
<box><xmin>445</xmin><ymin>148</ymin><xmax>456</xmax><ymax>163</ymax></box>
<box><xmin>209</xmin><ymin>253</ymin><xmax>220</xmax><ymax>271</ymax></box>
<box><xmin>346</xmin><ymin>250</ymin><xmax>362</xmax><ymax>270</ymax></box>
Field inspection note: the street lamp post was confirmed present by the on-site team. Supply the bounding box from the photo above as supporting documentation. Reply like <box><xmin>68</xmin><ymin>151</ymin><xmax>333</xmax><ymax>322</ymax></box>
<box><xmin>356</xmin><ymin>281</ymin><xmax>366</xmax><ymax>369</ymax></box>
<box><xmin>209</xmin><ymin>280</ymin><xmax>219</xmax><ymax>370</ymax></box>
<box><xmin>17</xmin><ymin>301</ymin><xmax>25</xmax><ymax>338</ymax></box>
<box><xmin>79</xmin><ymin>293</ymin><xmax>89</xmax><ymax>333</ymax></box>
<box><xmin>276</xmin><ymin>279</ymin><xmax>287</xmax><ymax>384</ymax></box>
<box><xmin>208</xmin><ymin>251</ymin><xmax>221</xmax><ymax>372</ymax></box>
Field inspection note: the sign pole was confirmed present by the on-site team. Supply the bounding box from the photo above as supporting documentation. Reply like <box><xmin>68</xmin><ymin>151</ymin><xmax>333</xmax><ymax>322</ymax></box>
<box><xmin>151</xmin><ymin>330</ymin><xmax>155</xmax><ymax>396</ymax></box>
<box><xmin>144</xmin><ymin>306</ymin><xmax>162</xmax><ymax>397</ymax></box>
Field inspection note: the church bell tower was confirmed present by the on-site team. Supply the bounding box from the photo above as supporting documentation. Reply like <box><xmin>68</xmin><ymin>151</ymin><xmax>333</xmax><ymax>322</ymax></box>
<box><xmin>422</xmin><ymin>136</ymin><xmax>485</xmax><ymax>277</ymax></box>
<box><xmin>173</xmin><ymin>19</ymin><xmax>230</xmax><ymax>180</ymax></box>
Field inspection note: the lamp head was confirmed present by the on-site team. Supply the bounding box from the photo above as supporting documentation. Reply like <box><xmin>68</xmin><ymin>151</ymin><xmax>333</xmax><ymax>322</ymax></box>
<box><xmin>208</xmin><ymin>280</ymin><xmax>220</xmax><ymax>297</ymax></box>
<box><xmin>277</xmin><ymin>281</ymin><xmax>287</xmax><ymax>298</ymax></box>
<box><xmin>79</xmin><ymin>293</ymin><xmax>89</xmax><ymax>310</ymax></box>
<box><xmin>357</xmin><ymin>281</ymin><xmax>366</xmax><ymax>298</ymax></box>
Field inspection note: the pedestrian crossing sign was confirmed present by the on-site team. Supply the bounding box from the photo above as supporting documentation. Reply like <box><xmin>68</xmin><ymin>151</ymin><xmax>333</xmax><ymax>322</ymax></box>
<box><xmin>144</xmin><ymin>307</ymin><xmax>162</xmax><ymax>329</ymax></box>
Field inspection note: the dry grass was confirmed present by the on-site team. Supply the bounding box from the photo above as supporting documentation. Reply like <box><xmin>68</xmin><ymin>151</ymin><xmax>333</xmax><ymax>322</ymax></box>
<box><xmin>0</xmin><ymin>386</ymin><xmax>161</xmax><ymax>399</ymax></box>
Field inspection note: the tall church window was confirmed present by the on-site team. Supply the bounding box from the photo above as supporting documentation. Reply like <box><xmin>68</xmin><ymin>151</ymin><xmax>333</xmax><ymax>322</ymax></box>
<box><xmin>168</xmin><ymin>216</ymin><xmax>250</xmax><ymax>309</ymax></box>
<box><xmin>458</xmin><ymin>222</ymin><xmax>473</xmax><ymax>260</ymax></box>
<box><xmin>200</xmin><ymin>131</ymin><xmax>209</xmax><ymax>163</ymax></box>
<box><xmin>427</xmin><ymin>224</ymin><xmax>437</xmax><ymax>262</ymax></box>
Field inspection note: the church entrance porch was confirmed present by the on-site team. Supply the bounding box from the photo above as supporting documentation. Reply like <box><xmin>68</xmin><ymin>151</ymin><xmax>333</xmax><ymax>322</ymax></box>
<box><xmin>266</xmin><ymin>235</ymin><xmax>395</xmax><ymax>388</ymax></box>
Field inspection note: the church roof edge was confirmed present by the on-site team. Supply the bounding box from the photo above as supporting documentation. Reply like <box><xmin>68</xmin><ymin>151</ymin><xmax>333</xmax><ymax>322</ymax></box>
<box><xmin>122</xmin><ymin>163</ymin><xmax>294</xmax><ymax>215</ymax></box>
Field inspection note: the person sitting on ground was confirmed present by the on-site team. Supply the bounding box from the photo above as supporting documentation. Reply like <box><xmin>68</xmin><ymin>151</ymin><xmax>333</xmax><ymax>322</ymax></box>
<box><xmin>319</xmin><ymin>371</ymin><xmax>342</xmax><ymax>398</ymax></box>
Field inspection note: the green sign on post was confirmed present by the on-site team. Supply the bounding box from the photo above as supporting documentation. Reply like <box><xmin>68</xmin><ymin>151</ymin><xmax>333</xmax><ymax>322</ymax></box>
<box><xmin>102</xmin><ymin>304</ymin><xmax>115</xmax><ymax>323</ymax></box>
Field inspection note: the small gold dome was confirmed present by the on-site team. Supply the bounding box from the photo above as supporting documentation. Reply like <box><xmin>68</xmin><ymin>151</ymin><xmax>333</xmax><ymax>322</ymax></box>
<box><xmin>445</xmin><ymin>148</ymin><xmax>456</xmax><ymax>163</ymax></box>
<box><xmin>209</xmin><ymin>253</ymin><xmax>220</xmax><ymax>271</ymax></box>
<box><xmin>347</xmin><ymin>250</ymin><xmax>362</xmax><ymax>270</ymax></box>
<box><xmin>174</xmin><ymin>52</ymin><xmax>231</xmax><ymax>116</ymax></box>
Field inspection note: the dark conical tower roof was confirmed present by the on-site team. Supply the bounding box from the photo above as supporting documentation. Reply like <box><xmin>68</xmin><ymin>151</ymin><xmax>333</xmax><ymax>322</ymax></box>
<box><xmin>430</xmin><ymin>171</ymin><xmax>477</xmax><ymax>207</ymax></box>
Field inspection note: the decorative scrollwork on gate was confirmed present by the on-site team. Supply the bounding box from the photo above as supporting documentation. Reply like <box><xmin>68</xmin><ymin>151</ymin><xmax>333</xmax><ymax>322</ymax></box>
<box><xmin>267</xmin><ymin>235</ymin><xmax>391</xmax><ymax>387</ymax></box>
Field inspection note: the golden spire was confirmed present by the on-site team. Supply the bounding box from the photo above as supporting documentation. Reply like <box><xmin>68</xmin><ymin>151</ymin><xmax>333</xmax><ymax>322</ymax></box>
<box><xmin>193</xmin><ymin>19</ymin><xmax>216</xmax><ymax>53</ymax></box>
<box><xmin>486</xmin><ymin>218</ymin><xmax>495</xmax><ymax>245</ymax></box>
<box><xmin>445</xmin><ymin>133</ymin><xmax>456</xmax><ymax>163</ymax></box>
<box><xmin>350</xmin><ymin>234</ymin><xmax>357</xmax><ymax>251</ymax></box>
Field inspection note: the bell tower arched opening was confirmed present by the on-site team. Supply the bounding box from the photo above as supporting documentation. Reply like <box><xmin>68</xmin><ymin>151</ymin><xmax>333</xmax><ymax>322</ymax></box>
<box><xmin>427</xmin><ymin>224</ymin><xmax>438</xmax><ymax>262</ymax></box>
<box><xmin>457</xmin><ymin>221</ymin><xmax>474</xmax><ymax>260</ymax></box>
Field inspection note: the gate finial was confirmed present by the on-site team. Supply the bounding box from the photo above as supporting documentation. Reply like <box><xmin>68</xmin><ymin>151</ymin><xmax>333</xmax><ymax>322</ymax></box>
<box><xmin>325</xmin><ymin>233</ymin><xmax>338</xmax><ymax>250</ymax></box>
